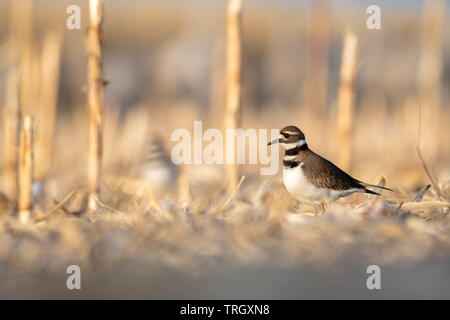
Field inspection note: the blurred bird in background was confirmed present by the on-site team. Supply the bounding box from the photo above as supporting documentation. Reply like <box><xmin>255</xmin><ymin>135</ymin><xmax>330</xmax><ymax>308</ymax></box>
<box><xmin>137</xmin><ymin>134</ymin><xmax>179</xmax><ymax>193</ymax></box>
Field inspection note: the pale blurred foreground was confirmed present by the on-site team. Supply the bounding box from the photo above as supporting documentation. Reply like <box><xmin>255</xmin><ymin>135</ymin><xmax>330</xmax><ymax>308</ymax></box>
<box><xmin>0</xmin><ymin>111</ymin><xmax>449</xmax><ymax>297</ymax></box>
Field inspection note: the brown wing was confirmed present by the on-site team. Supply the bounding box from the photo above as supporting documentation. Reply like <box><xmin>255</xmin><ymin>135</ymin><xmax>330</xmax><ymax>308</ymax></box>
<box><xmin>300</xmin><ymin>150</ymin><xmax>364</xmax><ymax>191</ymax></box>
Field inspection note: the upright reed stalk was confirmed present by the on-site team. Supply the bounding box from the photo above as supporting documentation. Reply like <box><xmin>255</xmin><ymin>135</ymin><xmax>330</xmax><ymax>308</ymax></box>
<box><xmin>12</xmin><ymin>0</ymin><xmax>35</xmax><ymax>116</ymax></box>
<box><xmin>86</xmin><ymin>0</ymin><xmax>105</xmax><ymax>210</ymax></box>
<box><xmin>2</xmin><ymin>0</ymin><xmax>32</xmax><ymax>204</ymax></box>
<box><xmin>224</xmin><ymin>0</ymin><xmax>242</xmax><ymax>194</ymax></box>
<box><xmin>336</xmin><ymin>31</ymin><xmax>358</xmax><ymax>171</ymax></box>
<box><xmin>177</xmin><ymin>171</ymin><xmax>190</xmax><ymax>211</ymax></box>
<box><xmin>18</xmin><ymin>117</ymin><xmax>33</xmax><ymax>224</ymax></box>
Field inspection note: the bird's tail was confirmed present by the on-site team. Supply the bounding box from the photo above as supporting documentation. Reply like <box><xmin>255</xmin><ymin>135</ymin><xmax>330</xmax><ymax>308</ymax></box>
<box><xmin>363</xmin><ymin>188</ymin><xmax>381</xmax><ymax>196</ymax></box>
<box><xmin>360</xmin><ymin>182</ymin><xmax>393</xmax><ymax>192</ymax></box>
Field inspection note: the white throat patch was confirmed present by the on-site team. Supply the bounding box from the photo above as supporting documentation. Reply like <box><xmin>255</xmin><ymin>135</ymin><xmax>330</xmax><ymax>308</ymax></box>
<box><xmin>283</xmin><ymin>139</ymin><xmax>306</xmax><ymax>150</ymax></box>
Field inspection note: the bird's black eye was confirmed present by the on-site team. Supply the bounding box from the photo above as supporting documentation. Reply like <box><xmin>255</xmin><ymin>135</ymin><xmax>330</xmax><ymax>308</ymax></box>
<box><xmin>282</xmin><ymin>133</ymin><xmax>289</xmax><ymax>138</ymax></box>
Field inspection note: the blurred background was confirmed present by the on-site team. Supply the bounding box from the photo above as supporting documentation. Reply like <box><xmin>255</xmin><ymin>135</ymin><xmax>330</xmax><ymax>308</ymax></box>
<box><xmin>0</xmin><ymin>0</ymin><xmax>449</xmax><ymax>187</ymax></box>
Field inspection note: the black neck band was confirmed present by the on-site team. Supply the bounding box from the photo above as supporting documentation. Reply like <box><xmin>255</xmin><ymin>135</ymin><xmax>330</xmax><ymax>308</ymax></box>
<box><xmin>285</xmin><ymin>143</ymin><xmax>307</xmax><ymax>155</ymax></box>
<box><xmin>283</xmin><ymin>159</ymin><xmax>300</xmax><ymax>168</ymax></box>
<box><xmin>285</xmin><ymin>147</ymin><xmax>299</xmax><ymax>155</ymax></box>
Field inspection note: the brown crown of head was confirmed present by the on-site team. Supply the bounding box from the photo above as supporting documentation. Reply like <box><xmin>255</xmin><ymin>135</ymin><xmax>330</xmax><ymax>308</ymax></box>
<box><xmin>280</xmin><ymin>126</ymin><xmax>305</xmax><ymax>143</ymax></box>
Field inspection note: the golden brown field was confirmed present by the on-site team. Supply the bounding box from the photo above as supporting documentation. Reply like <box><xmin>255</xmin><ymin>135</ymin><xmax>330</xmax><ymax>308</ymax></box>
<box><xmin>0</xmin><ymin>0</ymin><xmax>449</xmax><ymax>299</ymax></box>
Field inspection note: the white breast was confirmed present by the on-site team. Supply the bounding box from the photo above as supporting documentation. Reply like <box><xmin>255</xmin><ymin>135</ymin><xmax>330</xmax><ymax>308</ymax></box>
<box><xmin>283</xmin><ymin>164</ymin><xmax>325</xmax><ymax>204</ymax></box>
<box><xmin>283</xmin><ymin>164</ymin><xmax>363</xmax><ymax>204</ymax></box>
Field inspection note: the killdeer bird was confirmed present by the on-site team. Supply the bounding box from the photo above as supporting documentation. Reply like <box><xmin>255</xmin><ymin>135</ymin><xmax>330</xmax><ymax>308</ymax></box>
<box><xmin>268</xmin><ymin>126</ymin><xmax>391</xmax><ymax>213</ymax></box>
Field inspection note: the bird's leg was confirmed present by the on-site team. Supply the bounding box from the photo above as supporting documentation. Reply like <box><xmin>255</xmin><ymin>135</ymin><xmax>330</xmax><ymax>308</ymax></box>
<box><xmin>313</xmin><ymin>204</ymin><xmax>319</xmax><ymax>216</ymax></box>
<box><xmin>320</xmin><ymin>202</ymin><xmax>326</xmax><ymax>215</ymax></box>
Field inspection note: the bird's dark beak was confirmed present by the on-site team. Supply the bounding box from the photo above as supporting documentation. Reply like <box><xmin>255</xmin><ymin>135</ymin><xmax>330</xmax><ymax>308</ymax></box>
<box><xmin>267</xmin><ymin>138</ymin><xmax>279</xmax><ymax>146</ymax></box>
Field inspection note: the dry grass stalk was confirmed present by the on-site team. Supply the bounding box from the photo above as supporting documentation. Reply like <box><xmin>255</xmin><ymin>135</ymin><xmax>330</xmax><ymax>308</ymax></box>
<box><xmin>86</xmin><ymin>0</ymin><xmax>105</xmax><ymax>210</ymax></box>
<box><xmin>413</xmin><ymin>185</ymin><xmax>431</xmax><ymax>202</ymax></box>
<box><xmin>336</xmin><ymin>31</ymin><xmax>358</xmax><ymax>171</ymax></box>
<box><xmin>35</xmin><ymin>31</ymin><xmax>62</xmax><ymax>181</ymax></box>
<box><xmin>32</xmin><ymin>190</ymin><xmax>75</xmax><ymax>223</ymax></box>
<box><xmin>9</xmin><ymin>0</ymin><xmax>33</xmax><ymax>60</ymax></box>
<box><xmin>9</xmin><ymin>0</ymin><xmax>36</xmax><ymax>117</ymax></box>
<box><xmin>224</xmin><ymin>0</ymin><xmax>242</xmax><ymax>194</ymax></box>
<box><xmin>18</xmin><ymin>117</ymin><xmax>34</xmax><ymax>224</ymax></box>
<box><xmin>210</xmin><ymin>41</ymin><xmax>226</xmax><ymax>127</ymax></box>
<box><xmin>417</xmin><ymin>0</ymin><xmax>446</xmax><ymax>158</ymax></box>
<box><xmin>177</xmin><ymin>172</ymin><xmax>190</xmax><ymax>211</ymax></box>
<box><xmin>20</xmin><ymin>45</ymin><xmax>41</xmax><ymax>117</ymax></box>
<box><xmin>209</xmin><ymin>175</ymin><xmax>245</xmax><ymax>215</ymax></box>
<box><xmin>2</xmin><ymin>66</ymin><xmax>21</xmax><ymax>202</ymax></box>
<box><xmin>91</xmin><ymin>194</ymin><xmax>123</xmax><ymax>215</ymax></box>
<box><xmin>220</xmin><ymin>175</ymin><xmax>245</xmax><ymax>211</ymax></box>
